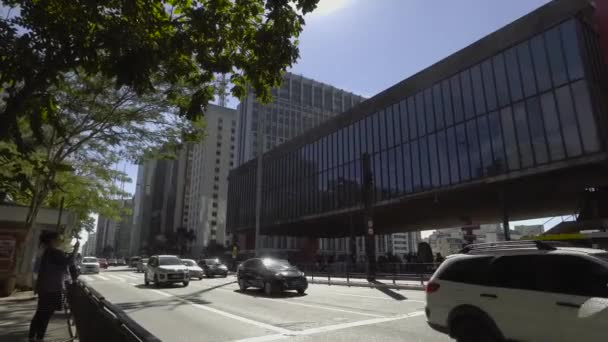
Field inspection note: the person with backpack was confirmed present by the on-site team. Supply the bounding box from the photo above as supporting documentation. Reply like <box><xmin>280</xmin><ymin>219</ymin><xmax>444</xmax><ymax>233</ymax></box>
<box><xmin>29</xmin><ymin>231</ymin><xmax>79</xmax><ymax>342</ymax></box>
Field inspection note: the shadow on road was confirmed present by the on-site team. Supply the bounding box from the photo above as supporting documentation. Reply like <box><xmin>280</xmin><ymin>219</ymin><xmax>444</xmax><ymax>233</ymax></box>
<box><xmin>369</xmin><ymin>280</ymin><xmax>408</xmax><ymax>301</ymax></box>
<box><xmin>234</xmin><ymin>289</ymin><xmax>307</xmax><ymax>299</ymax></box>
<box><xmin>117</xmin><ymin>297</ymin><xmax>208</xmax><ymax>313</ymax></box>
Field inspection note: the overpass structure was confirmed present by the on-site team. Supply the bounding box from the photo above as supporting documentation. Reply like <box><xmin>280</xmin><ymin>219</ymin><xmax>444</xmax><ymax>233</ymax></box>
<box><xmin>227</xmin><ymin>0</ymin><xmax>608</xmax><ymax>250</ymax></box>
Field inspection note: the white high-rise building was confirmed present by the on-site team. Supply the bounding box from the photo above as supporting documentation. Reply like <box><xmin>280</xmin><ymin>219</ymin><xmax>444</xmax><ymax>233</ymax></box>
<box><xmin>186</xmin><ymin>104</ymin><xmax>237</xmax><ymax>254</ymax></box>
<box><xmin>82</xmin><ymin>232</ymin><xmax>97</xmax><ymax>256</ymax></box>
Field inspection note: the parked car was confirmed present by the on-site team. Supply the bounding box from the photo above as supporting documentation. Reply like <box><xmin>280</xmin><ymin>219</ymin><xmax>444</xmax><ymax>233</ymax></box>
<box><xmin>117</xmin><ymin>258</ymin><xmax>126</xmax><ymax>266</ymax></box>
<box><xmin>182</xmin><ymin>259</ymin><xmax>204</xmax><ymax>279</ymax></box>
<box><xmin>237</xmin><ymin>258</ymin><xmax>307</xmax><ymax>295</ymax></box>
<box><xmin>426</xmin><ymin>241</ymin><xmax>608</xmax><ymax>342</ymax></box>
<box><xmin>108</xmin><ymin>258</ymin><xmax>118</xmax><ymax>266</ymax></box>
<box><xmin>98</xmin><ymin>258</ymin><xmax>108</xmax><ymax>269</ymax></box>
<box><xmin>199</xmin><ymin>258</ymin><xmax>229</xmax><ymax>278</ymax></box>
<box><xmin>145</xmin><ymin>255</ymin><xmax>189</xmax><ymax>287</ymax></box>
<box><xmin>136</xmin><ymin>258</ymin><xmax>149</xmax><ymax>273</ymax></box>
<box><xmin>129</xmin><ymin>256</ymin><xmax>141</xmax><ymax>268</ymax></box>
<box><xmin>79</xmin><ymin>257</ymin><xmax>100</xmax><ymax>274</ymax></box>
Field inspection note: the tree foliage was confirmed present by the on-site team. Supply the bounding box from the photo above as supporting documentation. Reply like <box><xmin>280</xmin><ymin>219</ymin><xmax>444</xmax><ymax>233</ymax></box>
<box><xmin>1</xmin><ymin>0</ymin><xmax>320</xmax><ymax>152</ymax></box>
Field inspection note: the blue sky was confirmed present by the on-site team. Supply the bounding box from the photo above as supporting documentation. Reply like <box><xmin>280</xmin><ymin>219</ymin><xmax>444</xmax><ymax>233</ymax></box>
<box><xmin>118</xmin><ymin>0</ymin><xmax>570</xmax><ymax>237</ymax></box>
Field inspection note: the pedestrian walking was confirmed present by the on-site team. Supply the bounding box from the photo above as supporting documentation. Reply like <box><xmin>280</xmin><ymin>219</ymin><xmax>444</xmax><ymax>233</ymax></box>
<box><xmin>29</xmin><ymin>231</ymin><xmax>79</xmax><ymax>342</ymax></box>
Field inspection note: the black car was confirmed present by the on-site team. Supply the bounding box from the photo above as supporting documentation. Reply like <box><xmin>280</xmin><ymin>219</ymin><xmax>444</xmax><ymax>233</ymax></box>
<box><xmin>199</xmin><ymin>258</ymin><xmax>229</xmax><ymax>277</ymax></box>
<box><xmin>237</xmin><ymin>258</ymin><xmax>307</xmax><ymax>295</ymax></box>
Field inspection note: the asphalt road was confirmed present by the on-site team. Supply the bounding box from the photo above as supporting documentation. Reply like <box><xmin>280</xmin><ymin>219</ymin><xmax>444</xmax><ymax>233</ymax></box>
<box><xmin>80</xmin><ymin>267</ymin><xmax>451</xmax><ymax>342</ymax></box>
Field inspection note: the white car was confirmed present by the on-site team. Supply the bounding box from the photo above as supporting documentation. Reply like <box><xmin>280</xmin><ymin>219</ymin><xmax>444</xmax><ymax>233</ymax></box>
<box><xmin>182</xmin><ymin>259</ymin><xmax>204</xmax><ymax>280</ymax></box>
<box><xmin>426</xmin><ymin>240</ymin><xmax>608</xmax><ymax>342</ymax></box>
<box><xmin>144</xmin><ymin>255</ymin><xmax>190</xmax><ymax>287</ymax></box>
<box><xmin>79</xmin><ymin>257</ymin><xmax>100</xmax><ymax>274</ymax></box>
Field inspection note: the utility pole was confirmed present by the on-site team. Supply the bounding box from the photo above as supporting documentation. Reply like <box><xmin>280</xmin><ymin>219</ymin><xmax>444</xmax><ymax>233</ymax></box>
<box><xmin>362</xmin><ymin>153</ymin><xmax>376</xmax><ymax>281</ymax></box>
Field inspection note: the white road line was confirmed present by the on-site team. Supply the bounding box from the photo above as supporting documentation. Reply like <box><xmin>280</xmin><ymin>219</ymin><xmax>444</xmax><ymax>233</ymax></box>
<box><xmin>266</xmin><ymin>298</ymin><xmax>383</xmax><ymax>317</ymax></box>
<box><xmin>121</xmin><ymin>274</ymin><xmax>139</xmax><ymax>280</ymax></box>
<box><xmin>107</xmin><ymin>275</ymin><xmax>126</xmax><ymax>281</ymax></box>
<box><xmin>151</xmin><ymin>290</ymin><xmax>172</xmax><ymax>297</ymax></box>
<box><xmin>0</xmin><ymin>321</ymin><xmax>16</xmax><ymax>327</ymax></box>
<box><xmin>159</xmin><ymin>290</ymin><xmax>293</xmax><ymax>335</ymax></box>
<box><xmin>94</xmin><ymin>275</ymin><xmax>109</xmax><ymax>281</ymax></box>
<box><xmin>129</xmin><ymin>282</ymin><xmax>138</xmax><ymax>286</ymax></box>
<box><xmin>336</xmin><ymin>293</ymin><xmax>426</xmax><ymax>303</ymax></box>
<box><xmin>230</xmin><ymin>311</ymin><xmax>425</xmax><ymax>342</ymax></box>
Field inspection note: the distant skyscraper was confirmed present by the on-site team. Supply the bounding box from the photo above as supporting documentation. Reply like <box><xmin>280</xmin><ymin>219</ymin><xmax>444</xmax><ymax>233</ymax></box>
<box><xmin>186</xmin><ymin>104</ymin><xmax>237</xmax><ymax>254</ymax></box>
<box><xmin>235</xmin><ymin>72</ymin><xmax>365</xmax><ymax>166</ymax></box>
<box><xmin>82</xmin><ymin>232</ymin><xmax>97</xmax><ymax>256</ymax></box>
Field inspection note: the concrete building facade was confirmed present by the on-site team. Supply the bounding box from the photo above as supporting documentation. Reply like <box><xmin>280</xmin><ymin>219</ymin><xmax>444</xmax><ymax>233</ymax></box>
<box><xmin>82</xmin><ymin>232</ymin><xmax>96</xmax><ymax>256</ymax></box>
<box><xmin>186</xmin><ymin>104</ymin><xmax>237</xmax><ymax>254</ymax></box>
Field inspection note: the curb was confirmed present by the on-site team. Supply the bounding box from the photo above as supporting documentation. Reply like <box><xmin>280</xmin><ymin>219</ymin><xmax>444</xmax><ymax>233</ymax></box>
<box><xmin>307</xmin><ymin>279</ymin><xmax>425</xmax><ymax>291</ymax></box>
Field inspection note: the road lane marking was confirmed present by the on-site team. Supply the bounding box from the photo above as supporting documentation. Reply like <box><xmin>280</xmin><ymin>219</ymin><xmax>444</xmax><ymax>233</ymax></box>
<box><xmin>336</xmin><ymin>293</ymin><xmax>426</xmax><ymax>303</ymax></box>
<box><xmin>229</xmin><ymin>311</ymin><xmax>425</xmax><ymax>342</ymax></box>
<box><xmin>94</xmin><ymin>275</ymin><xmax>109</xmax><ymax>281</ymax></box>
<box><xmin>266</xmin><ymin>298</ymin><xmax>383</xmax><ymax>317</ymax></box>
<box><xmin>80</xmin><ymin>275</ymin><xmax>94</xmax><ymax>282</ymax></box>
<box><xmin>107</xmin><ymin>275</ymin><xmax>126</xmax><ymax>281</ymax></box>
<box><xmin>120</xmin><ymin>274</ymin><xmax>139</xmax><ymax>280</ymax></box>
<box><xmin>157</xmin><ymin>290</ymin><xmax>293</xmax><ymax>335</ymax></box>
<box><xmin>151</xmin><ymin>290</ymin><xmax>172</xmax><ymax>297</ymax></box>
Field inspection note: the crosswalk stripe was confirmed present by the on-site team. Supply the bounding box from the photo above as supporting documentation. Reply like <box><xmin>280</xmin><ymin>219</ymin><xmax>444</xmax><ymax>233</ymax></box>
<box><xmin>80</xmin><ymin>275</ymin><xmax>94</xmax><ymax>282</ymax></box>
<box><xmin>122</xmin><ymin>274</ymin><xmax>139</xmax><ymax>280</ymax></box>
<box><xmin>107</xmin><ymin>275</ymin><xmax>126</xmax><ymax>281</ymax></box>
<box><xmin>94</xmin><ymin>275</ymin><xmax>109</xmax><ymax>281</ymax></box>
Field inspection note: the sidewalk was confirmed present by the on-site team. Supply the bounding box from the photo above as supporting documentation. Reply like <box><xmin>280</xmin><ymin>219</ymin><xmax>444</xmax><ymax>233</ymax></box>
<box><xmin>306</xmin><ymin>275</ymin><xmax>427</xmax><ymax>290</ymax></box>
<box><xmin>0</xmin><ymin>291</ymin><xmax>74</xmax><ymax>342</ymax></box>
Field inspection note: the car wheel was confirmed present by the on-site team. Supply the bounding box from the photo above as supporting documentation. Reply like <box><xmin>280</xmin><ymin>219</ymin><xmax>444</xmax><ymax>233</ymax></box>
<box><xmin>452</xmin><ymin>316</ymin><xmax>501</xmax><ymax>342</ymax></box>
<box><xmin>199</xmin><ymin>276</ymin><xmax>203</xmax><ymax>280</ymax></box>
<box><xmin>238</xmin><ymin>279</ymin><xmax>247</xmax><ymax>292</ymax></box>
<box><xmin>264</xmin><ymin>282</ymin><xmax>273</xmax><ymax>296</ymax></box>
<box><xmin>222</xmin><ymin>274</ymin><xmax>227</xmax><ymax>278</ymax></box>
<box><xmin>183</xmin><ymin>281</ymin><xmax>189</xmax><ymax>287</ymax></box>
<box><xmin>154</xmin><ymin>275</ymin><xmax>160</xmax><ymax>288</ymax></box>
<box><xmin>206</xmin><ymin>272</ymin><xmax>212</xmax><ymax>278</ymax></box>
<box><xmin>144</xmin><ymin>276</ymin><xmax>149</xmax><ymax>286</ymax></box>
<box><xmin>297</xmin><ymin>289</ymin><xmax>305</xmax><ymax>295</ymax></box>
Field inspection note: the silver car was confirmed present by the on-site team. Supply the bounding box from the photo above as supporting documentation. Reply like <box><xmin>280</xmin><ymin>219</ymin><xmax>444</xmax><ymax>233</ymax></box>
<box><xmin>144</xmin><ymin>255</ymin><xmax>190</xmax><ymax>287</ymax></box>
<box><xmin>80</xmin><ymin>257</ymin><xmax>100</xmax><ymax>274</ymax></box>
<box><xmin>182</xmin><ymin>259</ymin><xmax>204</xmax><ymax>280</ymax></box>
<box><xmin>136</xmin><ymin>258</ymin><xmax>148</xmax><ymax>273</ymax></box>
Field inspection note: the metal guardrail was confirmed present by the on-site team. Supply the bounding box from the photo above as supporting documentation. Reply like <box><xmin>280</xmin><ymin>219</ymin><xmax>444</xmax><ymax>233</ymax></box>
<box><xmin>297</xmin><ymin>262</ymin><xmax>438</xmax><ymax>287</ymax></box>
<box><xmin>66</xmin><ymin>280</ymin><xmax>161</xmax><ymax>342</ymax></box>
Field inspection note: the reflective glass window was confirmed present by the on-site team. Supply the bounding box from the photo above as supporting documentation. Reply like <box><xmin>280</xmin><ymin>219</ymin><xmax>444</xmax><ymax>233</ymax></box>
<box><xmin>337</xmin><ymin>129</ymin><xmax>344</xmax><ymax>166</ymax></box>
<box><xmin>571</xmin><ymin>80</ymin><xmax>600</xmax><ymax>153</ymax></box>
<box><xmin>526</xmin><ymin>97</ymin><xmax>549</xmax><ymax>165</ymax></box>
<box><xmin>555</xmin><ymin>85</ymin><xmax>583</xmax><ymax>157</ymax></box>
<box><xmin>428</xmin><ymin>134</ymin><xmax>440</xmax><ymax>188</ymax></box>
<box><xmin>447</xmin><ymin>126</ymin><xmax>460</xmax><ymax>184</ymax></box>
<box><xmin>505</xmin><ymin>47</ymin><xmax>524</xmax><ymax>102</ymax></box>
<box><xmin>388</xmin><ymin>147</ymin><xmax>398</xmax><ymax>196</ymax></box>
<box><xmin>381</xmin><ymin>150</ymin><xmax>390</xmax><ymax>199</ymax></box>
<box><xmin>411</xmin><ymin>140</ymin><xmax>421</xmax><ymax>191</ymax></box>
<box><xmin>456</xmin><ymin>123</ymin><xmax>470</xmax><ymax>181</ymax></box>
<box><xmin>477</xmin><ymin>115</ymin><xmax>493</xmax><ymax>176</ymax></box>
<box><xmin>433</xmin><ymin>84</ymin><xmax>445</xmax><ymax>130</ymax></box>
<box><xmin>471</xmin><ymin>65</ymin><xmax>486</xmax><ymax>116</ymax></box>
<box><xmin>384</xmin><ymin>108</ymin><xmax>393</xmax><ymax>149</ymax></box>
<box><xmin>513</xmin><ymin>102</ymin><xmax>534</xmax><ymax>168</ymax></box>
<box><xmin>365</xmin><ymin>115</ymin><xmax>374</xmax><ymax>153</ymax></box>
<box><xmin>374</xmin><ymin>153</ymin><xmax>383</xmax><ymax>200</ymax></box>
<box><xmin>403</xmin><ymin>143</ymin><xmax>413</xmax><ymax>193</ymax></box>
<box><xmin>460</xmin><ymin>69</ymin><xmax>475</xmax><ymax>119</ymax></box>
<box><xmin>500</xmin><ymin>107</ymin><xmax>521</xmax><ymax>171</ymax></box>
<box><xmin>467</xmin><ymin>120</ymin><xmax>482</xmax><ymax>179</ymax></box>
<box><xmin>425</xmin><ymin>88</ymin><xmax>435</xmax><ymax>133</ymax></box>
<box><xmin>354</xmin><ymin>121</ymin><xmax>361</xmax><ymax>159</ymax></box>
<box><xmin>545</xmin><ymin>26</ymin><xmax>568</xmax><ymax>87</ymax></box>
<box><xmin>482</xmin><ymin>59</ymin><xmax>498</xmax><ymax>112</ymax></box>
<box><xmin>517</xmin><ymin>41</ymin><xmax>537</xmax><ymax>98</ymax></box>
<box><xmin>560</xmin><ymin>20</ymin><xmax>584</xmax><ymax>81</ymax></box>
<box><xmin>408</xmin><ymin>97</ymin><xmax>418</xmax><ymax>139</ymax></box>
<box><xmin>442</xmin><ymin>79</ymin><xmax>454</xmax><ymax>126</ymax></box>
<box><xmin>372</xmin><ymin>112</ymin><xmax>381</xmax><ymax>153</ymax></box>
<box><xmin>493</xmin><ymin>53</ymin><xmax>511</xmax><ymax>108</ymax></box>
<box><xmin>394</xmin><ymin>144</ymin><xmax>404</xmax><ymax>194</ymax></box>
<box><xmin>420</xmin><ymin>137</ymin><xmax>431</xmax><ymax>189</ymax></box>
<box><xmin>328</xmin><ymin>132</ymin><xmax>335</xmax><ymax>169</ymax></box>
<box><xmin>387</xmin><ymin>105</ymin><xmax>397</xmax><ymax>147</ymax></box>
<box><xmin>399</xmin><ymin>100</ymin><xmax>409</xmax><ymax>143</ymax></box>
<box><xmin>451</xmin><ymin>75</ymin><xmax>464</xmax><ymax>123</ymax></box>
<box><xmin>531</xmin><ymin>34</ymin><xmax>552</xmax><ymax>92</ymax></box>
<box><xmin>416</xmin><ymin>92</ymin><xmax>427</xmax><ymax>137</ymax></box>
<box><xmin>437</xmin><ymin>130</ymin><xmax>450</xmax><ymax>186</ymax></box>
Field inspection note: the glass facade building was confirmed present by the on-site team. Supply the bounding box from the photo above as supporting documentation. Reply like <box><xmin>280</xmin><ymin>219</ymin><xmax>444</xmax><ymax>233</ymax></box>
<box><xmin>228</xmin><ymin>10</ymin><xmax>607</xmax><ymax>235</ymax></box>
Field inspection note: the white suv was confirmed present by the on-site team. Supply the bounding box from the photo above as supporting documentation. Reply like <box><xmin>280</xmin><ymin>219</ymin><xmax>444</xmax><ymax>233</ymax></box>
<box><xmin>144</xmin><ymin>255</ymin><xmax>190</xmax><ymax>287</ymax></box>
<box><xmin>426</xmin><ymin>241</ymin><xmax>608</xmax><ymax>342</ymax></box>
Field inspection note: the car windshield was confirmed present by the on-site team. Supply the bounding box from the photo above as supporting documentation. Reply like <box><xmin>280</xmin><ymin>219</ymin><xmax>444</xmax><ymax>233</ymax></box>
<box><xmin>82</xmin><ymin>257</ymin><xmax>97</xmax><ymax>263</ymax></box>
<box><xmin>182</xmin><ymin>260</ymin><xmax>196</xmax><ymax>266</ymax></box>
<box><xmin>159</xmin><ymin>257</ymin><xmax>182</xmax><ymax>265</ymax></box>
<box><xmin>205</xmin><ymin>259</ymin><xmax>220</xmax><ymax>265</ymax></box>
<box><xmin>262</xmin><ymin>259</ymin><xmax>294</xmax><ymax>271</ymax></box>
